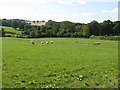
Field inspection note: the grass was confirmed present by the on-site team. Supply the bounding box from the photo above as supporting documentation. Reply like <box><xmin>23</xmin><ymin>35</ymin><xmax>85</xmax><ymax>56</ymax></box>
<box><xmin>2</xmin><ymin>37</ymin><xmax>118</xmax><ymax>88</ymax></box>
<box><xmin>0</xmin><ymin>26</ymin><xmax>22</xmax><ymax>35</ymax></box>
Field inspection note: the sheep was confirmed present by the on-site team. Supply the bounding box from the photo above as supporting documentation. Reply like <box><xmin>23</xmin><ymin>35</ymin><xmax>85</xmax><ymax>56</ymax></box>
<box><xmin>46</xmin><ymin>41</ymin><xmax>49</xmax><ymax>44</ymax></box>
<box><xmin>31</xmin><ymin>40</ymin><xmax>34</xmax><ymax>45</ymax></box>
<box><xmin>94</xmin><ymin>42</ymin><xmax>101</xmax><ymax>45</ymax></box>
<box><xmin>50</xmin><ymin>41</ymin><xmax>53</xmax><ymax>44</ymax></box>
<box><xmin>41</xmin><ymin>41</ymin><xmax>44</xmax><ymax>44</ymax></box>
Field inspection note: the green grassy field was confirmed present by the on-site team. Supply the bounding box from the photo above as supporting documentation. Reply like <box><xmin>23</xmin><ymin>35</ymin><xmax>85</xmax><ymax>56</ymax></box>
<box><xmin>2</xmin><ymin>37</ymin><xmax>118</xmax><ymax>88</ymax></box>
<box><xmin>0</xmin><ymin>26</ymin><xmax>22</xmax><ymax>36</ymax></box>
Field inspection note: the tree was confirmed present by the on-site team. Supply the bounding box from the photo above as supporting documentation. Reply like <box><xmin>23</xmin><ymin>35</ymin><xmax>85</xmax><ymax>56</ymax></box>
<box><xmin>73</xmin><ymin>32</ymin><xmax>83</xmax><ymax>37</ymax></box>
<box><xmin>2</xmin><ymin>19</ymin><xmax>12</xmax><ymax>27</ymax></box>
<box><xmin>113</xmin><ymin>22</ymin><xmax>120</xmax><ymax>35</ymax></box>
<box><xmin>60</xmin><ymin>21</ymin><xmax>75</xmax><ymax>33</ymax></box>
<box><xmin>19</xmin><ymin>22</ymin><xmax>25</xmax><ymax>31</ymax></box>
<box><xmin>33</xmin><ymin>21</ymin><xmax>35</xmax><ymax>23</ymax></box>
<box><xmin>52</xmin><ymin>22</ymin><xmax>60</xmax><ymax>36</ymax></box>
<box><xmin>37</xmin><ymin>21</ymin><xmax>39</xmax><ymax>23</ymax></box>
<box><xmin>41</xmin><ymin>20</ymin><xmax>45</xmax><ymax>22</ymax></box>
<box><xmin>24</xmin><ymin>24</ymin><xmax>31</xmax><ymax>30</ymax></box>
<box><xmin>35</xmin><ymin>30</ymin><xmax>41</xmax><ymax>37</ymax></box>
<box><xmin>46</xmin><ymin>20</ymin><xmax>53</xmax><ymax>26</ymax></box>
<box><xmin>100</xmin><ymin>20</ymin><xmax>114</xmax><ymax>36</ymax></box>
<box><xmin>11</xmin><ymin>20</ymin><xmax>19</xmax><ymax>29</ymax></box>
<box><xmin>29</xmin><ymin>31</ymin><xmax>36</xmax><ymax>38</ymax></box>
<box><xmin>82</xmin><ymin>25</ymin><xmax>90</xmax><ymax>37</ymax></box>
<box><xmin>59</xmin><ymin>21</ymin><xmax>75</xmax><ymax>37</ymax></box>
<box><xmin>23</xmin><ymin>24</ymin><xmax>32</xmax><ymax>35</ymax></box>
<box><xmin>88</xmin><ymin>20</ymin><xmax>100</xmax><ymax>36</ymax></box>
<box><xmin>0</xmin><ymin>28</ymin><xmax>5</xmax><ymax>37</ymax></box>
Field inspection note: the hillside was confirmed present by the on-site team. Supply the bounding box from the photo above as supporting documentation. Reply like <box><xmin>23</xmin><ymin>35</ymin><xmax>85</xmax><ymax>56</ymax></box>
<box><xmin>0</xmin><ymin>26</ymin><xmax>22</xmax><ymax>37</ymax></box>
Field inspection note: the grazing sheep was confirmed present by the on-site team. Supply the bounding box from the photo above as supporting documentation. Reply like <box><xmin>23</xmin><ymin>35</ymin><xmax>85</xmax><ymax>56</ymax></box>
<box><xmin>51</xmin><ymin>41</ymin><xmax>53</xmax><ymax>44</ymax></box>
<box><xmin>94</xmin><ymin>42</ymin><xmax>101</xmax><ymax>45</ymax></box>
<box><xmin>46</xmin><ymin>41</ymin><xmax>49</xmax><ymax>44</ymax></box>
<box><xmin>41</xmin><ymin>41</ymin><xmax>44</xmax><ymax>44</ymax></box>
<box><xmin>31</xmin><ymin>40</ymin><xmax>34</xmax><ymax>45</ymax></box>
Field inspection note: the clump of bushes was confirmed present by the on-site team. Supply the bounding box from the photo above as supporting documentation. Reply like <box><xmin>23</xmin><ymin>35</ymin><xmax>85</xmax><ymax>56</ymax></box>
<box><xmin>90</xmin><ymin>35</ymin><xmax>120</xmax><ymax>41</ymax></box>
<box><xmin>16</xmin><ymin>35</ymin><xmax>23</xmax><ymax>38</ymax></box>
<box><xmin>5</xmin><ymin>35</ymin><xmax>11</xmax><ymax>37</ymax></box>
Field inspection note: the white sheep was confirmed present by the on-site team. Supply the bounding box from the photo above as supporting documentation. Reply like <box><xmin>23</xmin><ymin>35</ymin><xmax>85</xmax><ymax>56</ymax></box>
<box><xmin>31</xmin><ymin>40</ymin><xmax>34</xmax><ymax>45</ymax></box>
<box><xmin>51</xmin><ymin>41</ymin><xmax>53</xmax><ymax>44</ymax></box>
<box><xmin>46</xmin><ymin>41</ymin><xmax>49</xmax><ymax>44</ymax></box>
<box><xmin>41</xmin><ymin>41</ymin><xmax>44</xmax><ymax>44</ymax></box>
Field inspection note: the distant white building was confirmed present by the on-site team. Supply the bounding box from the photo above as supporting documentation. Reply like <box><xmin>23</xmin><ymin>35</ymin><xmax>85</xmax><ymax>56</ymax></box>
<box><xmin>26</xmin><ymin>21</ymin><xmax>46</xmax><ymax>26</ymax></box>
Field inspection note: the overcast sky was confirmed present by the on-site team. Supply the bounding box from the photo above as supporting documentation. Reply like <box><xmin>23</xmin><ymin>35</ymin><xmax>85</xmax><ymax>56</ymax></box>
<box><xmin>0</xmin><ymin>0</ymin><xmax>119</xmax><ymax>23</ymax></box>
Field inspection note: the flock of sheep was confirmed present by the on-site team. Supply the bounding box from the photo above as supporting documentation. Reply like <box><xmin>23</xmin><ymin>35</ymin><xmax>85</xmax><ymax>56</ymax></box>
<box><xmin>31</xmin><ymin>40</ymin><xmax>53</xmax><ymax>45</ymax></box>
<box><xmin>31</xmin><ymin>40</ymin><xmax>101</xmax><ymax>45</ymax></box>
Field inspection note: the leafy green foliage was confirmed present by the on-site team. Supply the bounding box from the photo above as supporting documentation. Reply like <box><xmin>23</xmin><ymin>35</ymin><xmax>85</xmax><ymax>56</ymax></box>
<box><xmin>82</xmin><ymin>25</ymin><xmax>90</xmax><ymax>37</ymax></box>
<box><xmin>90</xmin><ymin>35</ymin><xmax>120</xmax><ymax>41</ymax></box>
<box><xmin>1</xmin><ymin>19</ymin><xmax>120</xmax><ymax>38</ymax></box>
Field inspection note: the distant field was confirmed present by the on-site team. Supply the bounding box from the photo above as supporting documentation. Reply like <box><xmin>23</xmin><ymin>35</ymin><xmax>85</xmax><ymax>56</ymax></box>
<box><xmin>0</xmin><ymin>26</ymin><xmax>22</xmax><ymax>35</ymax></box>
<box><xmin>2</xmin><ymin>37</ymin><xmax>118</xmax><ymax>88</ymax></box>
<box><xmin>26</xmin><ymin>21</ymin><xmax>46</xmax><ymax>26</ymax></box>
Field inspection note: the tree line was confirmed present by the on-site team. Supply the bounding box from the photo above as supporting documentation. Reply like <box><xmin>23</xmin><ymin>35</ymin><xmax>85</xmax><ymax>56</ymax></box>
<box><xmin>1</xmin><ymin>19</ymin><xmax>120</xmax><ymax>38</ymax></box>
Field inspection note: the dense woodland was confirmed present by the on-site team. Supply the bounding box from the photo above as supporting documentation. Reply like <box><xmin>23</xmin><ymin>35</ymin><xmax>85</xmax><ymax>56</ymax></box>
<box><xmin>1</xmin><ymin>19</ymin><xmax>120</xmax><ymax>39</ymax></box>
